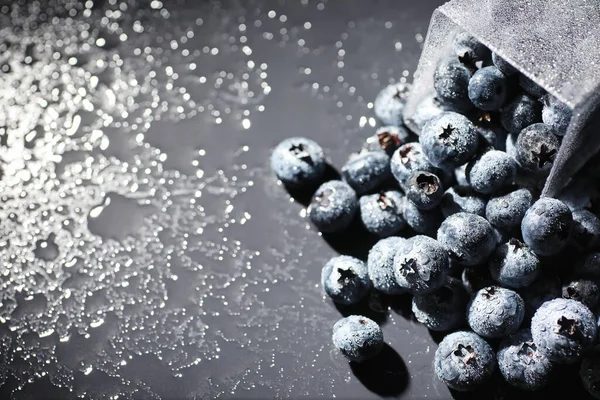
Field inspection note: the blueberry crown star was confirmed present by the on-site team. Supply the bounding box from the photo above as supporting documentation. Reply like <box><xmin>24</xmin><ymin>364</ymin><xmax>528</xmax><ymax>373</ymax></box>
<box><xmin>416</xmin><ymin>173</ymin><xmax>438</xmax><ymax>195</ymax></box>
<box><xmin>556</xmin><ymin>316</ymin><xmax>578</xmax><ymax>336</ymax></box>
<box><xmin>313</xmin><ymin>188</ymin><xmax>333</xmax><ymax>208</ymax></box>
<box><xmin>439</xmin><ymin>124</ymin><xmax>455</xmax><ymax>142</ymax></box>
<box><xmin>377</xmin><ymin>131</ymin><xmax>401</xmax><ymax>151</ymax></box>
<box><xmin>377</xmin><ymin>192</ymin><xmax>395</xmax><ymax>210</ymax></box>
<box><xmin>337</xmin><ymin>267</ymin><xmax>356</xmax><ymax>284</ymax></box>
<box><xmin>453</xmin><ymin>344</ymin><xmax>476</xmax><ymax>365</ymax></box>
<box><xmin>517</xmin><ymin>342</ymin><xmax>537</xmax><ymax>365</ymax></box>
<box><xmin>289</xmin><ymin>143</ymin><xmax>314</xmax><ymax>165</ymax></box>
<box><xmin>531</xmin><ymin>144</ymin><xmax>557</xmax><ymax>169</ymax></box>
<box><xmin>399</xmin><ymin>258</ymin><xmax>418</xmax><ymax>276</ymax></box>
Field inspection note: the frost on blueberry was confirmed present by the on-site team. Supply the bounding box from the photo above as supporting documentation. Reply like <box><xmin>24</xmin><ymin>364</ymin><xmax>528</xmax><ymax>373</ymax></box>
<box><xmin>309</xmin><ymin>180</ymin><xmax>358</xmax><ymax>233</ymax></box>
<box><xmin>485</xmin><ymin>188</ymin><xmax>532</xmax><ymax>230</ymax></box>
<box><xmin>359</xmin><ymin>190</ymin><xmax>406</xmax><ymax>238</ymax></box>
<box><xmin>521</xmin><ymin>197</ymin><xmax>572</xmax><ymax>256</ymax></box>
<box><xmin>468</xmin><ymin>66</ymin><xmax>509</xmax><ymax>111</ymax></box>
<box><xmin>367</xmin><ymin>237</ymin><xmax>407</xmax><ymax>295</ymax></box>
<box><xmin>541</xmin><ymin>94</ymin><xmax>572</xmax><ymax>137</ymax></box>
<box><xmin>412</xmin><ymin>277</ymin><xmax>468</xmax><ymax>331</ymax></box>
<box><xmin>500</xmin><ymin>93</ymin><xmax>542</xmax><ymax>134</ymax></box>
<box><xmin>452</xmin><ymin>32</ymin><xmax>490</xmax><ymax>68</ymax></box>
<box><xmin>405</xmin><ymin>171</ymin><xmax>443</xmax><ymax>210</ymax></box>
<box><xmin>321</xmin><ymin>255</ymin><xmax>371</xmax><ymax>305</ymax></box>
<box><xmin>489</xmin><ymin>238</ymin><xmax>540</xmax><ymax>289</ymax></box>
<box><xmin>467</xmin><ymin>286</ymin><xmax>525</xmax><ymax>338</ymax></box>
<box><xmin>437</xmin><ymin>212</ymin><xmax>496</xmax><ymax>266</ymax></box>
<box><xmin>433</xmin><ymin>57</ymin><xmax>473</xmax><ymax>113</ymax></box>
<box><xmin>408</xmin><ymin>94</ymin><xmax>447</xmax><ymax>134</ymax></box>
<box><xmin>332</xmin><ymin>315</ymin><xmax>383</xmax><ymax>363</ymax></box>
<box><xmin>374</xmin><ymin>82</ymin><xmax>412</xmax><ymax>126</ymax></box>
<box><xmin>441</xmin><ymin>185</ymin><xmax>487</xmax><ymax>218</ymax></box>
<box><xmin>270</xmin><ymin>137</ymin><xmax>326</xmax><ymax>187</ymax></box>
<box><xmin>390</xmin><ymin>142</ymin><xmax>437</xmax><ymax>188</ymax></box>
<box><xmin>466</xmin><ymin>150</ymin><xmax>516</xmax><ymax>194</ymax></box>
<box><xmin>402</xmin><ymin>198</ymin><xmax>443</xmax><ymax>237</ymax></box>
<box><xmin>516</xmin><ymin>123</ymin><xmax>561</xmax><ymax>176</ymax></box>
<box><xmin>341</xmin><ymin>151</ymin><xmax>391</xmax><ymax>195</ymax></box>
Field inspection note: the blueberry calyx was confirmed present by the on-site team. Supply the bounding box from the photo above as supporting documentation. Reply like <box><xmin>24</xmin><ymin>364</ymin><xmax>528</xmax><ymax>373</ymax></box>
<box><xmin>458</xmin><ymin>52</ymin><xmax>477</xmax><ymax>69</ymax></box>
<box><xmin>453</xmin><ymin>344</ymin><xmax>476</xmax><ymax>365</ymax></box>
<box><xmin>417</xmin><ymin>173</ymin><xmax>438</xmax><ymax>195</ymax></box>
<box><xmin>400</xmin><ymin>144</ymin><xmax>418</xmax><ymax>166</ymax></box>
<box><xmin>531</xmin><ymin>144</ymin><xmax>557</xmax><ymax>169</ymax></box>
<box><xmin>564</xmin><ymin>286</ymin><xmax>579</xmax><ymax>299</ymax></box>
<box><xmin>377</xmin><ymin>192</ymin><xmax>395</xmax><ymax>210</ymax></box>
<box><xmin>314</xmin><ymin>188</ymin><xmax>333</xmax><ymax>208</ymax></box>
<box><xmin>337</xmin><ymin>267</ymin><xmax>356</xmax><ymax>284</ymax></box>
<box><xmin>482</xmin><ymin>286</ymin><xmax>496</xmax><ymax>298</ymax></box>
<box><xmin>289</xmin><ymin>143</ymin><xmax>314</xmax><ymax>165</ymax></box>
<box><xmin>508</xmin><ymin>238</ymin><xmax>525</xmax><ymax>252</ymax></box>
<box><xmin>556</xmin><ymin>316</ymin><xmax>579</xmax><ymax>337</ymax></box>
<box><xmin>439</xmin><ymin>124</ymin><xmax>456</xmax><ymax>144</ymax></box>
<box><xmin>517</xmin><ymin>342</ymin><xmax>537</xmax><ymax>365</ymax></box>
<box><xmin>377</xmin><ymin>131</ymin><xmax>401</xmax><ymax>151</ymax></box>
<box><xmin>399</xmin><ymin>258</ymin><xmax>418</xmax><ymax>276</ymax></box>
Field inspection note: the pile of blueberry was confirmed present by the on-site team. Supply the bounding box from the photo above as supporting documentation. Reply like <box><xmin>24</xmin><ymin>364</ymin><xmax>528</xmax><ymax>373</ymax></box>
<box><xmin>271</xmin><ymin>31</ymin><xmax>600</xmax><ymax>396</ymax></box>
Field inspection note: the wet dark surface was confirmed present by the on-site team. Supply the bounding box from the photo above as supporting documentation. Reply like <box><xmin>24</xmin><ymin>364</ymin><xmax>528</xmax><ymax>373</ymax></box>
<box><xmin>0</xmin><ymin>0</ymin><xmax>594</xmax><ymax>399</ymax></box>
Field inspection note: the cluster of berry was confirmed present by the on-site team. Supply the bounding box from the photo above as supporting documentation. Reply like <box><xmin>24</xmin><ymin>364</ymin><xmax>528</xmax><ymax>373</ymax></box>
<box><xmin>270</xmin><ymin>31</ymin><xmax>600</xmax><ymax>395</ymax></box>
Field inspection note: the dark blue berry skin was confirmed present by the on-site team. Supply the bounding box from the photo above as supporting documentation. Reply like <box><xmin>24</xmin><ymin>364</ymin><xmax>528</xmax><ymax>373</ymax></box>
<box><xmin>500</xmin><ymin>93</ymin><xmax>542</xmax><ymax>134</ymax></box>
<box><xmin>363</xmin><ymin>125</ymin><xmax>413</xmax><ymax>157</ymax></box>
<box><xmin>405</xmin><ymin>171</ymin><xmax>443</xmax><ymax>210</ymax></box>
<box><xmin>454</xmin><ymin>165</ymin><xmax>469</xmax><ymax>187</ymax></box>
<box><xmin>321</xmin><ymin>255</ymin><xmax>371</xmax><ymax>305</ymax></box>
<box><xmin>516</xmin><ymin>123</ymin><xmax>561</xmax><ymax>176</ymax></box>
<box><xmin>332</xmin><ymin>315</ymin><xmax>384</xmax><ymax>363</ymax></box>
<box><xmin>575</xmin><ymin>252</ymin><xmax>600</xmax><ymax>279</ymax></box>
<box><xmin>408</xmin><ymin>95</ymin><xmax>447</xmax><ymax>134</ymax></box>
<box><xmin>519</xmin><ymin>275</ymin><xmax>562</xmax><ymax>320</ymax></box>
<box><xmin>433</xmin><ymin>57</ymin><xmax>474</xmax><ymax>113</ymax></box>
<box><xmin>394</xmin><ymin>235</ymin><xmax>450</xmax><ymax>295</ymax></box>
<box><xmin>390</xmin><ymin>142</ymin><xmax>437</xmax><ymax>188</ymax></box>
<box><xmin>309</xmin><ymin>180</ymin><xmax>358</xmax><ymax>233</ymax></box>
<box><xmin>468</xmin><ymin>66</ymin><xmax>509</xmax><ymax>111</ymax></box>
<box><xmin>489</xmin><ymin>238</ymin><xmax>541</xmax><ymax>289</ymax></box>
<box><xmin>402</xmin><ymin>199</ymin><xmax>443</xmax><ymax>237</ymax></box>
<box><xmin>342</xmin><ymin>151</ymin><xmax>391</xmax><ymax>195</ymax></box>
<box><xmin>452</xmin><ymin>32</ymin><xmax>491</xmax><ymax>65</ymax></box>
<box><xmin>270</xmin><ymin>137</ymin><xmax>326</xmax><ymax>187</ymax></box>
<box><xmin>412</xmin><ymin>277</ymin><xmax>468</xmax><ymax>331</ymax></box>
<box><xmin>462</xmin><ymin>266</ymin><xmax>496</xmax><ymax>296</ymax></box>
<box><xmin>570</xmin><ymin>209</ymin><xmax>600</xmax><ymax>251</ymax></box>
<box><xmin>434</xmin><ymin>331</ymin><xmax>496</xmax><ymax>391</ymax></box>
<box><xmin>374</xmin><ymin>82</ymin><xmax>411</xmax><ymax>126</ymax></box>
<box><xmin>485</xmin><ymin>188</ymin><xmax>532</xmax><ymax>230</ymax></box>
<box><xmin>421</xmin><ymin>112</ymin><xmax>479</xmax><ymax>170</ymax></box>
<box><xmin>492</xmin><ymin>52</ymin><xmax>517</xmax><ymax>76</ymax></box>
<box><xmin>466</xmin><ymin>150</ymin><xmax>516</xmax><ymax>194</ymax></box>
<box><xmin>497</xmin><ymin>329</ymin><xmax>553</xmax><ymax>390</ymax></box>
<box><xmin>468</xmin><ymin>286</ymin><xmax>525</xmax><ymax>338</ymax></box>
<box><xmin>441</xmin><ymin>186</ymin><xmax>487</xmax><ymax>218</ymax></box>
<box><xmin>359</xmin><ymin>190</ymin><xmax>405</xmax><ymax>237</ymax></box>
<box><xmin>580</xmin><ymin>346</ymin><xmax>600</xmax><ymax>399</ymax></box>
<box><xmin>473</xmin><ymin>114</ymin><xmax>508</xmax><ymax>150</ymax></box>
<box><xmin>519</xmin><ymin>74</ymin><xmax>546</xmax><ymax>98</ymax></box>
<box><xmin>438</xmin><ymin>212</ymin><xmax>496</xmax><ymax>266</ymax></box>
<box><xmin>562</xmin><ymin>279</ymin><xmax>600</xmax><ymax>310</ymax></box>
<box><xmin>368</xmin><ymin>237</ymin><xmax>407</xmax><ymax>295</ymax></box>
<box><xmin>541</xmin><ymin>94</ymin><xmax>572</xmax><ymax>137</ymax></box>
<box><xmin>531</xmin><ymin>298</ymin><xmax>597</xmax><ymax>364</ymax></box>
<box><xmin>521</xmin><ymin>198</ymin><xmax>573</xmax><ymax>256</ymax></box>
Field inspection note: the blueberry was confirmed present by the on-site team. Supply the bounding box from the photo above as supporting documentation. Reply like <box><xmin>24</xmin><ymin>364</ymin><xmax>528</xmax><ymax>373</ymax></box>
<box><xmin>270</xmin><ymin>137</ymin><xmax>326</xmax><ymax>187</ymax></box>
<box><xmin>454</xmin><ymin>164</ymin><xmax>469</xmax><ymax>187</ymax></box>
<box><xmin>438</xmin><ymin>212</ymin><xmax>496</xmax><ymax>266</ymax></box>
<box><xmin>472</xmin><ymin>111</ymin><xmax>508</xmax><ymax>150</ymax></box>
<box><xmin>575</xmin><ymin>252</ymin><xmax>600</xmax><ymax>279</ymax></box>
<box><xmin>434</xmin><ymin>331</ymin><xmax>496</xmax><ymax>391</ymax></box>
<box><xmin>466</xmin><ymin>150</ymin><xmax>516</xmax><ymax>194</ymax></box>
<box><xmin>531</xmin><ymin>298</ymin><xmax>597</xmax><ymax>363</ymax></box>
<box><xmin>505</xmin><ymin>132</ymin><xmax>519</xmax><ymax>160</ymax></box>
<box><xmin>500</xmin><ymin>93</ymin><xmax>542</xmax><ymax>134</ymax></box>
<box><xmin>519</xmin><ymin>74</ymin><xmax>546</xmax><ymax>98</ymax></box>
<box><xmin>321</xmin><ymin>255</ymin><xmax>370</xmax><ymax>305</ymax></box>
<box><xmin>492</xmin><ymin>52</ymin><xmax>517</xmax><ymax>76</ymax></box>
<box><xmin>308</xmin><ymin>180</ymin><xmax>358</xmax><ymax>233</ymax></box>
<box><xmin>363</xmin><ymin>125</ymin><xmax>413</xmax><ymax>157</ymax></box>
<box><xmin>408</xmin><ymin>95</ymin><xmax>447</xmax><ymax>134</ymax></box>
<box><xmin>433</xmin><ymin>57</ymin><xmax>473</xmax><ymax>113</ymax></box>
<box><xmin>519</xmin><ymin>275</ymin><xmax>562</xmax><ymax>320</ymax></box>
<box><xmin>367</xmin><ymin>237</ymin><xmax>407</xmax><ymax>295</ymax></box>
<box><xmin>452</xmin><ymin>32</ymin><xmax>491</xmax><ymax>66</ymax></box>
<box><xmin>412</xmin><ymin>277</ymin><xmax>468</xmax><ymax>331</ymax></box>
<box><xmin>462</xmin><ymin>265</ymin><xmax>496</xmax><ymax>296</ymax></box>
<box><xmin>541</xmin><ymin>94</ymin><xmax>572</xmax><ymax>137</ymax></box>
<box><xmin>405</xmin><ymin>171</ymin><xmax>444</xmax><ymax>210</ymax></box>
<box><xmin>374</xmin><ymin>82</ymin><xmax>411</xmax><ymax>126</ymax></box>
<box><xmin>421</xmin><ymin>112</ymin><xmax>479</xmax><ymax>170</ymax></box>
<box><xmin>497</xmin><ymin>329</ymin><xmax>553</xmax><ymax>390</ymax></box>
<box><xmin>468</xmin><ymin>66</ymin><xmax>509</xmax><ymax>111</ymax></box>
<box><xmin>441</xmin><ymin>186</ymin><xmax>487</xmax><ymax>218</ymax></box>
<box><xmin>332</xmin><ymin>315</ymin><xmax>384</xmax><ymax>363</ymax></box>
<box><xmin>393</xmin><ymin>235</ymin><xmax>450</xmax><ymax>295</ymax></box>
<box><xmin>485</xmin><ymin>188</ymin><xmax>532</xmax><ymax>230</ymax></box>
<box><xmin>390</xmin><ymin>142</ymin><xmax>437</xmax><ymax>187</ymax></box>
<box><xmin>580</xmin><ymin>346</ymin><xmax>600</xmax><ymax>399</ymax></box>
<box><xmin>402</xmin><ymin>199</ymin><xmax>443</xmax><ymax>237</ymax></box>
<box><xmin>468</xmin><ymin>286</ymin><xmax>525</xmax><ymax>338</ymax></box>
<box><xmin>570</xmin><ymin>209</ymin><xmax>600</xmax><ymax>251</ymax></box>
<box><xmin>341</xmin><ymin>151</ymin><xmax>391</xmax><ymax>195</ymax></box>
<box><xmin>562</xmin><ymin>279</ymin><xmax>600</xmax><ymax>310</ymax></box>
<box><xmin>359</xmin><ymin>190</ymin><xmax>406</xmax><ymax>237</ymax></box>
<box><xmin>489</xmin><ymin>238</ymin><xmax>541</xmax><ymax>289</ymax></box>
<box><xmin>521</xmin><ymin>197</ymin><xmax>572</xmax><ymax>256</ymax></box>
<box><xmin>516</xmin><ymin>123</ymin><xmax>561</xmax><ymax>176</ymax></box>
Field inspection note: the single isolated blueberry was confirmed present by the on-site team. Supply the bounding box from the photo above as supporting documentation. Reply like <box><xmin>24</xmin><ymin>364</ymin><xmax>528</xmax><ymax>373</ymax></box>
<box><xmin>580</xmin><ymin>346</ymin><xmax>600</xmax><ymax>400</ymax></box>
<box><xmin>541</xmin><ymin>94</ymin><xmax>572</xmax><ymax>137</ymax></box>
<box><xmin>485</xmin><ymin>188</ymin><xmax>533</xmax><ymax>230</ymax></box>
<box><xmin>408</xmin><ymin>95</ymin><xmax>447</xmax><ymax>134</ymax></box>
<box><xmin>412</xmin><ymin>277</ymin><xmax>468</xmax><ymax>331</ymax></box>
<box><xmin>341</xmin><ymin>151</ymin><xmax>391</xmax><ymax>195</ymax></box>
<box><xmin>270</xmin><ymin>137</ymin><xmax>326</xmax><ymax>187</ymax></box>
<box><xmin>462</xmin><ymin>266</ymin><xmax>496</xmax><ymax>296</ymax></box>
<box><xmin>452</xmin><ymin>32</ymin><xmax>491</xmax><ymax>67</ymax></box>
<box><xmin>500</xmin><ymin>93</ymin><xmax>542</xmax><ymax>134</ymax></box>
<box><xmin>373</xmin><ymin>82</ymin><xmax>411</xmax><ymax>126</ymax></box>
<box><xmin>562</xmin><ymin>279</ymin><xmax>600</xmax><ymax>310</ymax></box>
<box><xmin>332</xmin><ymin>315</ymin><xmax>384</xmax><ymax>363</ymax></box>
<box><xmin>390</xmin><ymin>142</ymin><xmax>437</xmax><ymax>187</ymax></box>
<box><xmin>367</xmin><ymin>237</ymin><xmax>407</xmax><ymax>295</ymax></box>
<box><xmin>570</xmin><ymin>209</ymin><xmax>600</xmax><ymax>251</ymax></box>
<box><xmin>467</xmin><ymin>286</ymin><xmax>525</xmax><ymax>338</ymax></box>
<box><xmin>521</xmin><ymin>197</ymin><xmax>573</xmax><ymax>256</ymax></box>
<box><xmin>531</xmin><ymin>298</ymin><xmax>597</xmax><ymax>364</ymax></box>
<box><xmin>519</xmin><ymin>73</ymin><xmax>546</xmax><ymax>98</ymax></box>
<box><xmin>468</xmin><ymin>66</ymin><xmax>509</xmax><ymax>111</ymax></box>
<box><xmin>519</xmin><ymin>274</ymin><xmax>562</xmax><ymax>320</ymax></box>
<box><xmin>363</xmin><ymin>125</ymin><xmax>413</xmax><ymax>157</ymax></box>
<box><xmin>421</xmin><ymin>112</ymin><xmax>479</xmax><ymax>170</ymax></box>
<box><xmin>466</xmin><ymin>150</ymin><xmax>516</xmax><ymax>194</ymax></box>
<box><xmin>393</xmin><ymin>235</ymin><xmax>450</xmax><ymax>295</ymax></box>
<box><xmin>402</xmin><ymin>199</ymin><xmax>443</xmax><ymax>237</ymax></box>
<box><xmin>497</xmin><ymin>329</ymin><xmax>553</xmax><ymax>391</ymax></box>
<box><xmin>308</xmin><ymin>180</ymin><xmax>358</xmax><ymax>233</ymax></box>
<box><xmin>516</xmin><ymin>123</ymin><xmax>561</xmax><ymax>176</ymax></box>
<box><xmin>434</xmin><ymin>331</ymin><xmax>496</xmax><ymax>391</ymax></box>
<box><xmin>438</xmin><ymin>212</ymin><xmax>496</xmax><ymax>266</ymax></box>
<box><xmin>441</xmin><ymin>185</ymin><xmax>487</xmax><ymax>218</ymax></box>
<box><xmin>321</xmin><ymin>255</ymin><xmax>371</xmax><ymax>305</ymax></box>
<box><xmin>489</xmin><ymin>238</ymin><xmax>541</xmax><ymax>289</ymax></box>
<box><xmin>359</xmin><ymin>190</ymin><xmax>406</xmax><ymax>238</ymax></box>
<box><xmin>433</xmin><ymin>57</ymin><xmax>473</xmax><ymax>113</ymax></box>
<box><xmin>492</xmin><ymin>52</ymin><xmax>517</xmax><ymax>76</ymax></box>
<box><xmin>405</xmin><ymin>170</ymin><xmax>444</xmax><ymax>210</ymax></box>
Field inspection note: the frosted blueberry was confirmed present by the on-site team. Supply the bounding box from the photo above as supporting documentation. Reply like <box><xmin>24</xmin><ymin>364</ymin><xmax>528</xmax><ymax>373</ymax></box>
<box><xmin>437</xmin><ymin>212</ymin><xmax>496</xmax><ymax>266</ymax></box>
<box><xmin>308</xmin><ymin>180</ymin><xmax>358</xmax><ymax>233</ymax></box>
<box><xmin>521</xmin><ymin>197</ymin><xmax>572</xmax><ymax>256</ymax></box>
<box><xmin>332</xmin><ymin>315</ymin><xmax>383</xmax><ymax>363</ymax></box>
<box><xmin>516</xmin><ymin>123</ymin><xmax>561</xmax><ymax>176</ymax></box>
<box><xmin>467</xmin><ymin>286</ymin><xmax>525</xmax><ymax>338</ymax></box>
<box><xmin>321</xmin><ymin>255</ymin><xmax>370</xmax><ymax>305</ymax></box>
<box><xmin>500</xmin><ymin>93</ymin><xmax>542</xmax><ymax>134</ymax></box>
<box><xmin>466</xmin><ymin>150</ymin><xmax>516</xmax><ymax>194</ymax></box>
<box><xmin>367</xmin><ymin>237</ymin><xmax>407</xmax><ymax>295</ymax></box>
<box><xmin>390</xmin><ymin>142</ymin><xmax>437</xmax><ymax>187</ymax></box>
<box><xmin>412</xmin><ymin>277</ymin><xmax>468</xmax><ymax>331</ymax></box>
<box><xmin>374</xmin><ymin>82</ymin><xmax>411</xmax><ymax>126</ymax></box>
<box><xmin>485</xmin><ymin>188</ymin><xmax>532</xmax><ymax>230</ymax></box>
<box><xmin>402</xmin><ymin>199</ymin><xmax>443</xmax><ymax>237</ymax></box>
<box><xmin>359</xmin><ymin>190</ymin><xmax>406</xmax><ymax>238</ymax></box>
<box><xmin>270</xmin><ymin>137</ymin><xmax>326</xmax><ymax>187</ymax></box>
<box><xmin>468</xmin><ymin>66</ymin><xmax>509</xmax><ymax>111</ymax></box>
<box><xmin>433</xmin><ymin>57</ymin><xmax>473</xmax><ymax>113</ymax></box>
<box><xmin>341</xmin><ymin>151</ymin><xmax>391</xmax><ymax>195</ymax></box>
<box><xmin>405</xmin><ymin>171</ymin><xmax>444</xmax><ymax>210</ymax></box>
<box><xmin>489</xmin><ymin>238</ymin><xmax>540</xmax><ymax>289</ymax></box>
<box><xmin>441</xmin><ymin>186</ymin><xmax>487</xmax><ymax>218</ymax></box>
<box><xmin>541</xmin><ymin>94</ymin><xmax>572</xmax><ymax>137</ymax></box>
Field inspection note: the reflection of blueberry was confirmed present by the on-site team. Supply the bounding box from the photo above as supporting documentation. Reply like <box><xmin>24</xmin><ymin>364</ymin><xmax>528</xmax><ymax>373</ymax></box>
<box><xmin>492</xmin><ymin>52</ymin><xmax>517</xmax><ymax>76</ymax></box>
<box><xmin>467</xmin><ymin>286</ymin><xmax>525</xmax><ymax>338</ymax></box>
<box><xmin>270</xmin><ymin>137</ymin><xmax>326</xmax><ymax>187</ymax></box>
<box><xmin>374</xmin><ymin>82</ymin><xmax>411</xmax><ymax>126</ymax></box>
<box><xmin>437</xmin><ymin>212</ymin><xmax>496</xmax><ymax>266</ymax></box>
<box><xmin>363</xmin><ymin>125</ymin><xmax>413</xmax><ymax>157</ymax></box>
<box><xmin>390</xmin><ymin>142</ymin><xmax>437</xmax><ymax>188</ymax></box>
<box><xmin>466</xmin><ymin>150</ymin><xmax>516</xmax><ymax>194</ymax></box>
<box><xmin>521</xmin><ymin>197</ymin><xmax>572</xmax><ymax>256</ymax></box>
<box><xmin>405</xmin><ymin>171</ymin><xmax>443</xmax><ymax>210</ymax></box>
<box><xmin>412</xmin><ymin>277</ymin><xmax>468</xmax><ymax>331</ymax></box>
<box><xmin>516</xmin><ymin>123</ymin><xmax>561</xmax><ymax>176</ymax></box>
<box><xmin>321</xmin><ymin>255</ymin><xmax>371</xmax><ymax>305</ymax></box>
<box><xmin>402</xmin><ymin>199</ymin><xmax>443</xmax><ymax>237</ymax></box>
<box><xmin>332</xmin><ymin>315</ymin><xmax>383</xmax><ymax>362</ymax></box>
<box><xmin>434</xmin><ymin>57</ymin><xmax>473</xmax><ymax>113</ymax></box>
<box><xmin>500</xmin><ymin>93</ymin><xmax>542</xmax><ymax>134</ymax></box>
<box><xmin>468</xmin><ymin>66</ymin><xmax>509</xmax><ymax>111</ymax></box>
<box><xmin>342</xmin><ymin>151</ymin><xmax>391</xmax><ymax>195</ymax></box>
<box><xmin>368</xmin><ymin>237</ymin><xmax>407</xmax><ymax>295</ymax></box>
<box><xmin>359</xmin><ymin>190</ymin><xmax>406</xmax><ymax>238</ymax></box>
<box><xmin>489</xmin><ymin>238</ymin><xmax>540</xmax><ymax>289</ymax></box>
<box><xmin>541</xmin><ymin>94</ymin><xmax>572</xmax><ymax>137</ymax></box>
<box><xmin>485</xmin><ymin>188</ymin><xmax>532</xmax><ymax>230</ymax></box>
<box><xmin>519</xmin><ymin>73</ymin><xmax>546</xmax><ymax>98</ymax></box>
<box><xmin>441</xmin><ymin>186</ymin><xmax>487</xmax><ymax>218</ymax></box>
<box><xmin>308</xmin><ymin>180</ymin><xmax>358</xmax><ymax>233</ymax></box>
